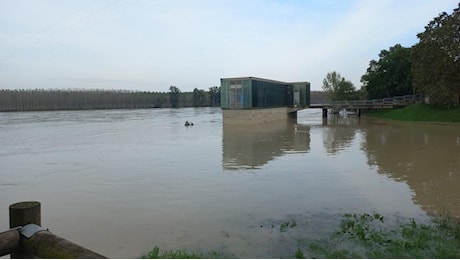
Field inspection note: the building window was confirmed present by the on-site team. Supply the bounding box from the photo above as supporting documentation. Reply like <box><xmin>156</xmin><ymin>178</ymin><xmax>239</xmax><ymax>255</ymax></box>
<box><xmin>229</xmin><ymin>81</ymin><xmax>243</xmax><ymax>109</ymax></box>
<box><xmin>294</xmin><ymin>89</ymin><xmax>300</xmax><ymax>106</ymax></box>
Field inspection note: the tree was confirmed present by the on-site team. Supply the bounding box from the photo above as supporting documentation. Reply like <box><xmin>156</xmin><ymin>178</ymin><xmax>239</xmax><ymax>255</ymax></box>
<box><xmin>361</xmin><ymin>44</ymin><xmax>413</xmax><ymax>99</ymax></box>
<box><xmin>322</xmin><ymin>71</ymin><xmax>358</xmax><ymax>101</ymax></box>
<box><xmin>192</xmin><ymin>88</ymin><xmax>207</xmax><ymax>107</ymax></box>
<box><xmin>411</xmin><ymin>3</ymin><xmax>460</xmax><ymax>107</ymax></box>
<box><xmin>208</xmin><ymin>86</ymin><xmax>221</xmax><ymax>107</ymax></box>
<box><xmin>168</xmin><ymin>86</ymin><xmax>181</xmax><ymax>108</ymax></box>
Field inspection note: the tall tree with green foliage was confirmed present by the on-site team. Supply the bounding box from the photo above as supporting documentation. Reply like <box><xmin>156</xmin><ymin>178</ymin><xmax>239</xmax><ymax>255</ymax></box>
<box><xmin>208</xmin><ymin>86</ymin><xmax>221</xmax><ymax>107</ymax></box>
<box><xmin>322</xmin><ymin>71</ymin><xmax>358</xmax><ymax>101</ymax></box>
<box><xmin>168</xmin><ymin>86</ymin><xmax>181</xmax><ymax>108</ymax></box>
<box><xmin>411</xmin><ymin>3</ymin><xmax>460</xmax><ymax>107</ymax></box>
<box><xmin>361</xmin><ymin>44</ymin><xmax>413</xmax><ymax>99</ymax></box>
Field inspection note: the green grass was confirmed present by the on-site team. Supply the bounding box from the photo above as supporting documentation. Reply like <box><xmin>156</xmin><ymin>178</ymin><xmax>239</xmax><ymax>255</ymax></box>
<box><xmin>142</xmin><ymin>213</ymin><xmax>460</xmax><ymax>259</ymax></box>
<box><xmin>142</xmin><ymin>246</ymin><xmax>233</xmax><ymax>259</ymax></box>
<box><xmin>297</xmin><ymin>213</ymin><xmax>460</xmax><ymax>259</ymax></box>
<box><xmin>280</xmin><ymin>219</ymin><xmax>297</xmax><ymax>232</ymax></box>
<box><xmin>364</xmin><ymin>103</ymin><xmax>460</xmax><ymax>122</ymax></box>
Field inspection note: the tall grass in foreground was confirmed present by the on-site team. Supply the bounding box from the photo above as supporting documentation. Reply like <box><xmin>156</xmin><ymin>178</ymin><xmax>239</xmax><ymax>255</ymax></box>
<box><xmin>142</xmin><ymin>213</ymin><xmax>460</xmax><ymax>258</ymax></box>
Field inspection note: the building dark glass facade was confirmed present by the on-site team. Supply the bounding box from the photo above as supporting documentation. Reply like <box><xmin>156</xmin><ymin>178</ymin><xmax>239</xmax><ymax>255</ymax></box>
<box><xmin>221</xmin><ymin>77</ymin><xmax>310</xmax><ymax>109</ymax></box>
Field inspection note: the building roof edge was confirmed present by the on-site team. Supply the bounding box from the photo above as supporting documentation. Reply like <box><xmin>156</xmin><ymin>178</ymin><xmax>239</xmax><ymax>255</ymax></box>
<box><xmin>221</xmin><ymin>76</ymin><xmax>301</xmax><ymax>85</ymax></box>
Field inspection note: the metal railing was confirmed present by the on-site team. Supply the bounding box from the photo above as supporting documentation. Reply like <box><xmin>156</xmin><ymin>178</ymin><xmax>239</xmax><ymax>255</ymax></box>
<box><xmin>312</xmin><ymin>94</ymin><xmax>423</xmax><ymax>108</ymax></box>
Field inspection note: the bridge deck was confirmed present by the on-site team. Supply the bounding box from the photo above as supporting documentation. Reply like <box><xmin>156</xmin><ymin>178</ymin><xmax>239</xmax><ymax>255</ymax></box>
<box><xmin>307</xmin><ymin>94</ymin><xmax>422</xmax><ymax>110</ymax></box>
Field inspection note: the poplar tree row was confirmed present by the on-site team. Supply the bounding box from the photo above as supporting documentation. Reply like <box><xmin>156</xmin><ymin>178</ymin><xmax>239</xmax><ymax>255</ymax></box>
<box><xmin>0</xmin><ymin>87</ymin><xmax>221</xmax><ymax>112</ymax></box>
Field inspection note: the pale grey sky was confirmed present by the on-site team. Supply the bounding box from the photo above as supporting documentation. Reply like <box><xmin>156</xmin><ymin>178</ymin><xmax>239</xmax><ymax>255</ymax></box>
<box><xmin>0</xmin><ymin>0</ymin><xmax>457</xmax><ymax>92</ymax></box>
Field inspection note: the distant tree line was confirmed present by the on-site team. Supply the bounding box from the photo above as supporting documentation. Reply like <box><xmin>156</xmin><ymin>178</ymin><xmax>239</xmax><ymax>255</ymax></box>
<box><xmin>0</xmin><ymin>86</ymin><xmax>221</xmax><ymax>112</ymax></box>
<box><xmin>0</xmin><ymin>87</ymin><xmax>330</xmax><ymax>112</ymax></box>
<box><xmin>324</xmin><ymin>3</ymin><xmax>459</xmax><ymax>108</ymax></box>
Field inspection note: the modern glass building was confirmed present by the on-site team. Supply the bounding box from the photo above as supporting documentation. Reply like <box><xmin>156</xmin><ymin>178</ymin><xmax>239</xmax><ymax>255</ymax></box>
<box><xmin>220</xmin><ymin>77</ymin><xmax>310</xmax><ymax>110</ymax></box>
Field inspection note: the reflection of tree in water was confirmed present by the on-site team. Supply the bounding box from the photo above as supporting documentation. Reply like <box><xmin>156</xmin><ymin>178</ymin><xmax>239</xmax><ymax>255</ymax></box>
<box><xmin>222</xmin><ymin>120</ymin><xmax>310</xmax><ymax>170</ymax></box>
<box><xmin>362</xmin><ymin>121</ymin><xmax>460</xmax><ymax>217</ymax></box>
<box><xmin>322</xmin><ymin>116</ymin><xmax>359</xmax><ymax>155</ymax></box>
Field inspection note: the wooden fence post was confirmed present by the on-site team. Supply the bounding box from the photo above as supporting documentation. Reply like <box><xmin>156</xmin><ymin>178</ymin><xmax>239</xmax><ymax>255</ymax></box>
<box><xmin>9</xmin><ymin>201</ymin><xmax>41</xmax><ymax>228</ymax></box>
<box><xmin>9</xmin><ymin>201</ymin><xmax>40</xmax><ymax>258</ymax></box>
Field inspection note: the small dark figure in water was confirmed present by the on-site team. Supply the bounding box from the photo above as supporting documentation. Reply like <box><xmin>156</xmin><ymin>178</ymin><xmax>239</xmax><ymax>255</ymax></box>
<box><xmin>185</xmin><ymin>121</ymin><xmax>194</xmax><ymax>126</ymax></box>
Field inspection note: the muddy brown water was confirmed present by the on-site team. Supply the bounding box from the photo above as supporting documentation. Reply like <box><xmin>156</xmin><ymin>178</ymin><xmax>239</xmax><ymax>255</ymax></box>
<box><xmin>1</xmin><ymin>108</ymin><xmax>459</xmax><ymax>258</ymax></box>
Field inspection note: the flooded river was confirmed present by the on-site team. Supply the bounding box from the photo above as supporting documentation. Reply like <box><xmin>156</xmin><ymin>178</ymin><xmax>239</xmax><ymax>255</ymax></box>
<box><xmin>1</xmin><ymin>108</ymin><xmax>459</xmax><ymax>258</ymax></box>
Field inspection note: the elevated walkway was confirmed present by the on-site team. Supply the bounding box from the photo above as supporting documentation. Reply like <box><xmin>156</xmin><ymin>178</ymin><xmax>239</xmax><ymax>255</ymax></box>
<box><xmin>308</xmin><ymin>94</ymin><xmax>423</xmax><ymax>118</ymax></box>
<box><xmin>309</xmin><ymin>94</ymin><xmax>422</xmax><ymax>109</ymax></box>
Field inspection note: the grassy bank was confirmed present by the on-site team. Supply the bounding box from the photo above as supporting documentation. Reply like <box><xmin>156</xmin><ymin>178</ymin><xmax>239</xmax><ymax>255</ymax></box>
<box><xmin>364</xmin><ymin>104</ymin><xmax>460</xmax><ymax>122</ymax></box>
<box><xmin>142</xmin><ymin>213</ymin><xmax>460</xmax><ymax>259</ymax></box>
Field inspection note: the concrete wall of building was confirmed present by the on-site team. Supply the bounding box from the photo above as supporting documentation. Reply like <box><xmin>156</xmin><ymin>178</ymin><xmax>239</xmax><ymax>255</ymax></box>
<box><xmin>222</xmin><ymin>107</ymin><xmax>298</xmax><ymax>124</ymax></box>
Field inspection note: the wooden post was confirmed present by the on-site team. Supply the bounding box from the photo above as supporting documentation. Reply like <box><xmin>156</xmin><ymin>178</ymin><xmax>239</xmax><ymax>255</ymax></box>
<box><xmin>322</xmin><ymin>108</ymin><xmax>328</xmax><ymax>118</ymax></box>
<box><xmin>9</xmin><ymin>201</ymin><xmax>40</xmax><ymax>258</ymax></box>
<box><xmin>357</xmin><ymin>108</ymin><xmax>361</xmax><ymax>117</ymax></box>
<box><xmin>9</xmin><ymin>201</ymin><xmax>41</xmax><ymax>228</ymax></box>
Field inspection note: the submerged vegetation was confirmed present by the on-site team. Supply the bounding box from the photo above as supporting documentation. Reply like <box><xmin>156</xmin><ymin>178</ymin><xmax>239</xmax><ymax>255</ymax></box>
<box><xmin>301</xmin><ymin>213</ymin><xmax>460</xmax><ymax>259</ymax></box>
<box><xmin>364</xmin><ymin>104</ymin><xmax>460</xmax><ymax>122</ymax></box>
<box><xmin>142</xmin><ymin>246</ymin><xmax>233</xmax><ymax>259</ymax></box>
<box><xmin>142</xmin><ymin>213</ymin><xmax>460</xmax><ymax>259</ymax></box>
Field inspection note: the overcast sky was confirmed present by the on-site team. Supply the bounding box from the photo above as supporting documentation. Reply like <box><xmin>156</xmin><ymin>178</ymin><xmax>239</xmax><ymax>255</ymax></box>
<box><xmin>0</xmin><ymin>0</ymin><xmax>457</xmax><ymax>92</ymax></box>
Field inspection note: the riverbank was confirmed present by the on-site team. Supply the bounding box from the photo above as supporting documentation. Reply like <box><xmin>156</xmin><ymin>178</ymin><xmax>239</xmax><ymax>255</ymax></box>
<box><xmin>364</xmin><ymin>104</ymin><xmax>460</xmax><ymax>123</ymax></box>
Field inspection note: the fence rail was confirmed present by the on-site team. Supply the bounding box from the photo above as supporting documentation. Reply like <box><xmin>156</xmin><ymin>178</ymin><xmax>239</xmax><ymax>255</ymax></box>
<box><xmin>1</xmin><ymin>201</ymin><xmax>106</xmax><ymax>259</ymax></box>
<box><xmin>310</xmin><ymin>94</ymin><xmax>423</xmax><ymax>109</ymax></box>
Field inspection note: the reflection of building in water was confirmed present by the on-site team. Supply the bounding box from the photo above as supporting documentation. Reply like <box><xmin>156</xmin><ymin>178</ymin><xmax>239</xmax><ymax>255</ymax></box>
<box><xmin>362</xmin><ymin>121</ymin><xmax>460</xmax><ymax>218</ymax></box>
<box><xmin>222</xmin><ymin>119</ymin><xmax>310</xmax><ymax>170</ymax></box>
